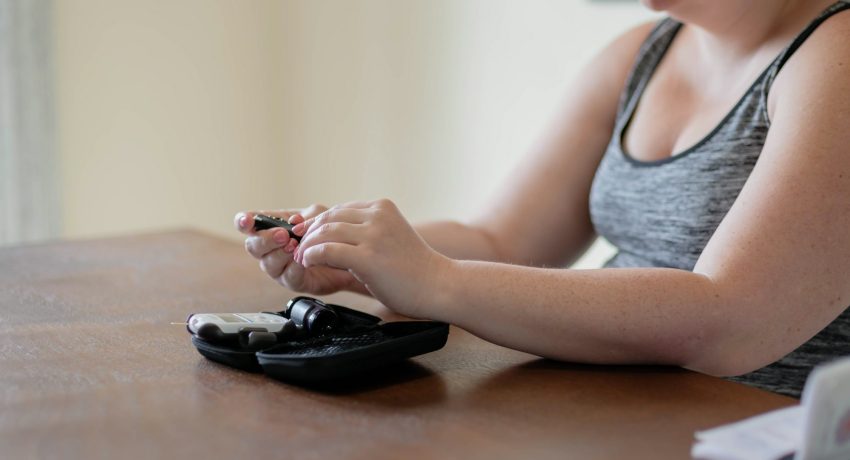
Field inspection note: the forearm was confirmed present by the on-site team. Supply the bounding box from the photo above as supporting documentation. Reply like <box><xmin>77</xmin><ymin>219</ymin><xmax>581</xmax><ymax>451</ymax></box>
<box><xmin>430</xmin><ymin>260</ymin><xmax>743</xmax><ymax>375</ymax></box>
<box><xmin>294</xmin><ymin>200</ymin><xmax>773</xmax><ymax>376</ymax></box>
<box><xmin>415</xmin><ymin>220</ymin><xmax>511</xmax><ymax>263</ymax></box>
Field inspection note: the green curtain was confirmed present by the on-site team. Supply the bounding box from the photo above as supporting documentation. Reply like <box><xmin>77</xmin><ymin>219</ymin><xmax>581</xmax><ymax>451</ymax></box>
<box><xmin>0</xmin><ymin>0</ymin><xmax>59</xmax><ymax>245</ymax></box>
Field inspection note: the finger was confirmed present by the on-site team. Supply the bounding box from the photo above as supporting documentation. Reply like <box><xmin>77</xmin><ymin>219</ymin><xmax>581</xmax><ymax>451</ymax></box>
<box><xmin>285</xmin><ymin>199</ymin><xmax>339</xmax><ymax>229</ymax></box>
<box><xmin>234</xmin><ymin>211</ymin><xmax>256</xmax><ymax>234</ymax></box>
<box><xmin>244</xmin><ymin>228</ymin><xmax>291</xmax><ymax>259</ymax></box>
<box><xmin>286</xmin><ymin>204</ymin><xmax>329</xmax><ymax>229</ymax></box>
<box><xmin>333</xmin><ymin>200</ymin><xmax>373</xmax><ymax>210</ymax></box>
<box><xmin>295</xmin><ymin>208</ymin><xmax>372</xmax><ymax>238</ymax></box>
<box><xmin>299</xmin><ymin>208</ymin><xmax>370</xmax><ymax>235</ymax></box>
<box><xmin>283</xmin><ymin>238</ymin><xmax>298</xmax><ymax>253</ymax></box>
<box><xmin>372</xmin><ymin>198</ymin><xmax>398</xmax><ymax>211</ymax></box>
<box><xmin>296</xmin><ymin>222</ymin><xmax>365</xmax><ymax>261</ymax></box>
<box><xmin>259</xmin><ymin>247</ymin><xmax>292</xmax><ymax>279</ymax></box>
<box><xmin>299</xmin><ymin>204</ymin><xmax>329</xmax><ymax>220</ymax></box>
<box><xmin>300</xmin><ymin>242</ymin><xmax>360</xmax><ymax>271</ymax></box>
<box><xmin>235</xmin><ymin>210</ymin><xmax>297</xmax><ymax>235</ymax></box>
<box><xmin>281</xmin><ymin>259</ymin><xmax>306</xmax><ymax>289</ymax></box>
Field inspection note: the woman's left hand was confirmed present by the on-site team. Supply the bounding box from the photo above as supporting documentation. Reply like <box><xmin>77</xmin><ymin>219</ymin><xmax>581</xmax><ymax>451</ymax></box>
<box><xmin>292</xmin><ymin>199</ymin><xmax>451</xmax><ymax>319</ymax></box>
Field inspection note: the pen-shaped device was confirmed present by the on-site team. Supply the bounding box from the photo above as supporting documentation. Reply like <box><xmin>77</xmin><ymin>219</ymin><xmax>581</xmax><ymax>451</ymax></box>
<box><xmin>253</xmin><ymin>214</ymin><xmax>302</xmax><ymax>242</ymax></box>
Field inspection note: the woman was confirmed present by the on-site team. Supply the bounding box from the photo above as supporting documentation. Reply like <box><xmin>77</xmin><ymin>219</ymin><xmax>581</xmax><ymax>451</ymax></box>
<box><xmin>235</xmin><ymin>0</ymin><xmax>850</xmax><ymax>398</ymax></box>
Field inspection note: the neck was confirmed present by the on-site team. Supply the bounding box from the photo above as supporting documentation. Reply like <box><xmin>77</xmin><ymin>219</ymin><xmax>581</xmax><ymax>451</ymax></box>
<box><xmin>669</xmin><ymin>0</ymin><xmax>816</xmax><ymax>63</ymax></box>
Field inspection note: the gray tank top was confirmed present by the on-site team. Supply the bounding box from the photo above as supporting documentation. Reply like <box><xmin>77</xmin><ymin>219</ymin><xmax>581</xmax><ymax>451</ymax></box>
<box><xmin>588</xmin><ymin>1</ymin><xmax>850</xmax><ymax>398</ymax></box>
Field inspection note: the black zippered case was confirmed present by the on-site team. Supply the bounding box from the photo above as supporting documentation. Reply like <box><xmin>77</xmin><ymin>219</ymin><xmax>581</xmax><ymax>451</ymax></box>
<box><xmin>189</xmin><ymin>297</ymin><xmax>449</xmax><ymax>384</ymax></box>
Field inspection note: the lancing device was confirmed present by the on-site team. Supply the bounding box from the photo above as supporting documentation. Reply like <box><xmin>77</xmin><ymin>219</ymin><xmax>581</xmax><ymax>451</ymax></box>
<box><xmin>180</xmin><ymin>312</ymin><xmax>296</xmax><ymax>349</ymax></box>
<box><xmin>253</xmin><ymin>214</ymin><xmax>301</xmax><ymax>242</ymax></box>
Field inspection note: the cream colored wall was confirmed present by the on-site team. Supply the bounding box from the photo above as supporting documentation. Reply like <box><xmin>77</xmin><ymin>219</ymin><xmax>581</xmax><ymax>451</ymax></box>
<box><xmin>55</xmin><ymin>0</ymin><xmax>286</xmax><ymax>240</ymax></box>
<box><xmin>55</xmin><ymin>0</ymin><xmax>656</xmax><ymax>267</ymax></box>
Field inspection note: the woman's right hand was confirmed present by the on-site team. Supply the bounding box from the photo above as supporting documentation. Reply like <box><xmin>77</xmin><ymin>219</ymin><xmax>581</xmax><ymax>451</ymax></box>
<box><xmin>234</xmin><ymin>205</ymin><xmax>368</xmax><ymax>296</ymax></box>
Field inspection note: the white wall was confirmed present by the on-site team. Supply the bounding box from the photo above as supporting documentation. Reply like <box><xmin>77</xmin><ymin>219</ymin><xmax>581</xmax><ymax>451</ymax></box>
<box><xmin>55</xmin><ymin>0</ymin><xmax>656</xmax><ymax>267</ymax></box>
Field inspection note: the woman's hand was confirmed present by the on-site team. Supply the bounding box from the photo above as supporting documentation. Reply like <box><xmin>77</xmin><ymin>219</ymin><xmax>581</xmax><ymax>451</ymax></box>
<box><xmin>234</xmin><ymin>205</ymin><xmax>368</xmax><ymax>296</ymax></box>
<box><xmin>292</xmin><ymin>199</ymin><xmax>452</xmax><ymax>319</ymax></box>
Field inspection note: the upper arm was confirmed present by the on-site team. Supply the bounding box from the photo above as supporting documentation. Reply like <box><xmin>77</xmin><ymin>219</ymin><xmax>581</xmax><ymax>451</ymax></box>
<box><xmin>692</xmin><ymin>14</ymin><xmax>850</xmax><ymax>375</ymax></box>
<box><xmin>471</xmin><ymin>21</ymin><xmax>656</xmax><ymax>267</ymax></box>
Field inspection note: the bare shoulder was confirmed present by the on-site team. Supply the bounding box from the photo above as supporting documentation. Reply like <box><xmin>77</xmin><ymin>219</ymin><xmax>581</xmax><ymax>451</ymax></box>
<box><xmin>571</xmin><ymin>20</ymin><xmax>658</xmax><ymax>122</ymax></box>
<box><xmin>586</xmin><ymin>21</ymin><xmax>658</xmax><ymax>91</ymax></box>
<box><xmin>541</xmin><ymin>19</ymin><xmax>659</xmax><ymax>141</ymax></box>
<box><xmin>600</xmin><ymin>20</ymin><xmax>658</xmax><ymax>63</ymax></box>
<box><xmin>771</xmin><ymin>8</ymin><xmax>850</xmax><ymax>117</ymax></box>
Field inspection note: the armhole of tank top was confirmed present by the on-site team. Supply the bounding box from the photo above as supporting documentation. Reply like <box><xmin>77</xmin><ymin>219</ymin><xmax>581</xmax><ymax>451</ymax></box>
<box><xmin>760</xmin><ymin>1</ymin><xmax>850</xmax><ymax>127</ymax></box>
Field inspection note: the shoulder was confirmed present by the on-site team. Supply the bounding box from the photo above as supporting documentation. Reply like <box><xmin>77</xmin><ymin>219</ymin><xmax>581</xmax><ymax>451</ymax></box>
<box><xmin>770</xmin><ymin>8</ymin><xmax>850</xmax><ymax>120</ymax></box>
<box><xmin>604</xmin><ymin>20</ymin><xmax>659</xmax><ymax>59</ymax></box>
<box><xmin>570</xmin><ymin>20</ymin><xmax>658</xmax><ymax>122</ymax></box>
<box><xmin>588</xmin><ymin>20</ymin><xmax>659</xmax><ymax>89</ymax></box>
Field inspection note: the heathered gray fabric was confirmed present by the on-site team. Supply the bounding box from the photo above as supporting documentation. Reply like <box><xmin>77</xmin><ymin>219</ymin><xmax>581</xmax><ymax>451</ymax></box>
<box><xmin>588</xmin><ymin>2</ymin><xmax>850</xmax><ymax>398</ymax></box>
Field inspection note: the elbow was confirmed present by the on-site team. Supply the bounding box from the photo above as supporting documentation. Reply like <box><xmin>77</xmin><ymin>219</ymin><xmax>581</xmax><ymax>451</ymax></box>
<box><xmin>655</xmin><ymin>314</ymin><xmax>770</xmax><ymax>378</ymax></box>
<box><xmin>677</xmin><ymin>332</ymin><xmax>776</xmax><ymax>378</ymax></box>
<box><xmin>685</xmin><ymin>357</ymin><xmax>760</xmax><ymax>379</ymax></box>
<box><xmin>667</xmin><ymin>280</ymin><xmax>777</xmax><ymax>378</ymax></box>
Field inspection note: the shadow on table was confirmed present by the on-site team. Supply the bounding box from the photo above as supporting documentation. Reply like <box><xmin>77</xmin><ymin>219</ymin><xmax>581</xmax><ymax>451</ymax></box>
<box><xmin>279</xmin><ymin>360</ymin><xmax>449</xmax><ymax>409</ymax></box>
<box><xmin>304</xmin><ymin>360</ymin><xmax>444</xmax><ymax>395</ymax></box>
<box><xmin>195</xmin><ymin>357</ymin><xmax>448</xmax><ymax>408</ymax></box>
<box><xmin>463</xmin><ymin>358</ymin><xmax>712</xmax><ymax>408</ymax></box>
<box><xmin>509</xmin><ymin>359</ymin><xmax>688</xmax><ymax>375</ymax></box>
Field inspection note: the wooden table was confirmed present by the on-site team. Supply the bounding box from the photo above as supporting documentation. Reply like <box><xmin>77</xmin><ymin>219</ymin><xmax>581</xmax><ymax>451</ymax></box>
<box><xmin>0</xmin><ymin>230</ymin><xmax>795</xmax><ymax>459</ymax></box>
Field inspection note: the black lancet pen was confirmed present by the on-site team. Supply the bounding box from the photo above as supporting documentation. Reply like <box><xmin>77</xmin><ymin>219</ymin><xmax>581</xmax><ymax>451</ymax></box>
<box><xmin>253</xmin><ymin>214</ymin><xmax>302</xmax><ymax>242</ymax></box>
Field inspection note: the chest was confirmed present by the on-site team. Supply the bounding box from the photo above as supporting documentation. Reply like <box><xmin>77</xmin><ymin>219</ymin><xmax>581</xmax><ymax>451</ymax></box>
<box><xmin>589</xmin><ymin>123</ymin><xmax>768</xmax><ymax>269</ymax></box>
<box><xmin>622</xmin><ymin>76</ymin><xmax>742</xmax><ymax>162</ymax></box>
<box><xmin>622</xmin><ymin>39</ymin><xmax>783</xmax><ymax>163</ymax></box>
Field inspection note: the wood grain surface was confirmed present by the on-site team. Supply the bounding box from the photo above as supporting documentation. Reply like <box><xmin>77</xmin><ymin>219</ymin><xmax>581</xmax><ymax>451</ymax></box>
<box><xmin>0</xmin><ymin>230</ymin><xmax>795</xmax><ymax>459</ymax></box>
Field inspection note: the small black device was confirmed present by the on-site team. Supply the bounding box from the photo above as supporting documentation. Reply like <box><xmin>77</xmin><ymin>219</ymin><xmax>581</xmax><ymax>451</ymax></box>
<box><xmin>253</xmin><ymin>214</ymin><xmax>301</xmax><ymax>241</ymax></box>
<box><xmin>186</xmin><ymin>296</ymin><xmax>450</xmax><ymax>384</ymax></box>
<box><xmin>286</xmin><ymin>296</ymin><xmax>339</xmax><ymax>337</ymax></box>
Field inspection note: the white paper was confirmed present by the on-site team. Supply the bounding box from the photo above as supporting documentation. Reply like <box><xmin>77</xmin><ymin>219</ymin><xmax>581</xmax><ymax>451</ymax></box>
<box><xmin>692</xmin><ymin>356</ymin><xmax>850</xmax><ymax>460</ymax></box>
<box><xmin>798</xmin><ymin>357</ymin><xmax>850</xmax><ymax>460</ymax></box>
<box><xmin>691</xmin><ymin>405</ymin><xmax>803</xmax><ymax>460</ymax></box>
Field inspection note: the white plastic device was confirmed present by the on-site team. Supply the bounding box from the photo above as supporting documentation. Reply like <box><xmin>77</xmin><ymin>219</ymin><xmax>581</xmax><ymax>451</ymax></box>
<box><xmin>188</xmin><ymin>312</ymin><xmax>289</xmax><ymax>335</ymax></box>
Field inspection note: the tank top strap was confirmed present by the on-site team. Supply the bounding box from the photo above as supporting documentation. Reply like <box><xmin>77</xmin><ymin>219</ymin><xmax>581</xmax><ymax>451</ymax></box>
<box><xmin>616</xmin><ymin>2</ymin><xmax>850</xmax><ymax>133</ymax></box>
<box><xmin>614</xmin><ymin>18</ymin><xmax>682</xmax><ymax>123</ymax></box>
<box><xmin>762</xmin><ymin>1</ymin><xmax>850</xmax><ymax>91</ymax></box>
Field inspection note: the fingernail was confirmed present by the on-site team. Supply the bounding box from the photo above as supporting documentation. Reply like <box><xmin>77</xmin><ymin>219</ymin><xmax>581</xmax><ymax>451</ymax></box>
<box><xmin>284</xmin><ymin>239</ymin><xmax>297</xmax><ymax>253</ymax></box>
<box><xmin>238</xmin><ymin>214</ymin><xmax>249</xmax><ymax>228</ymax></box>
<box><xmin>273</xmin><ymin>230</ymin><xmax>288</xmax><ymax>244</ymax></box>
<box><xmin>292</xmin><ymin>223</ymin><xmax>305</xmax><ymax>235</ymax></box>
<box><xmin>288</xmin><ymin>214</ymin><xmax>300</xmax><ymax>224</ymax></box>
